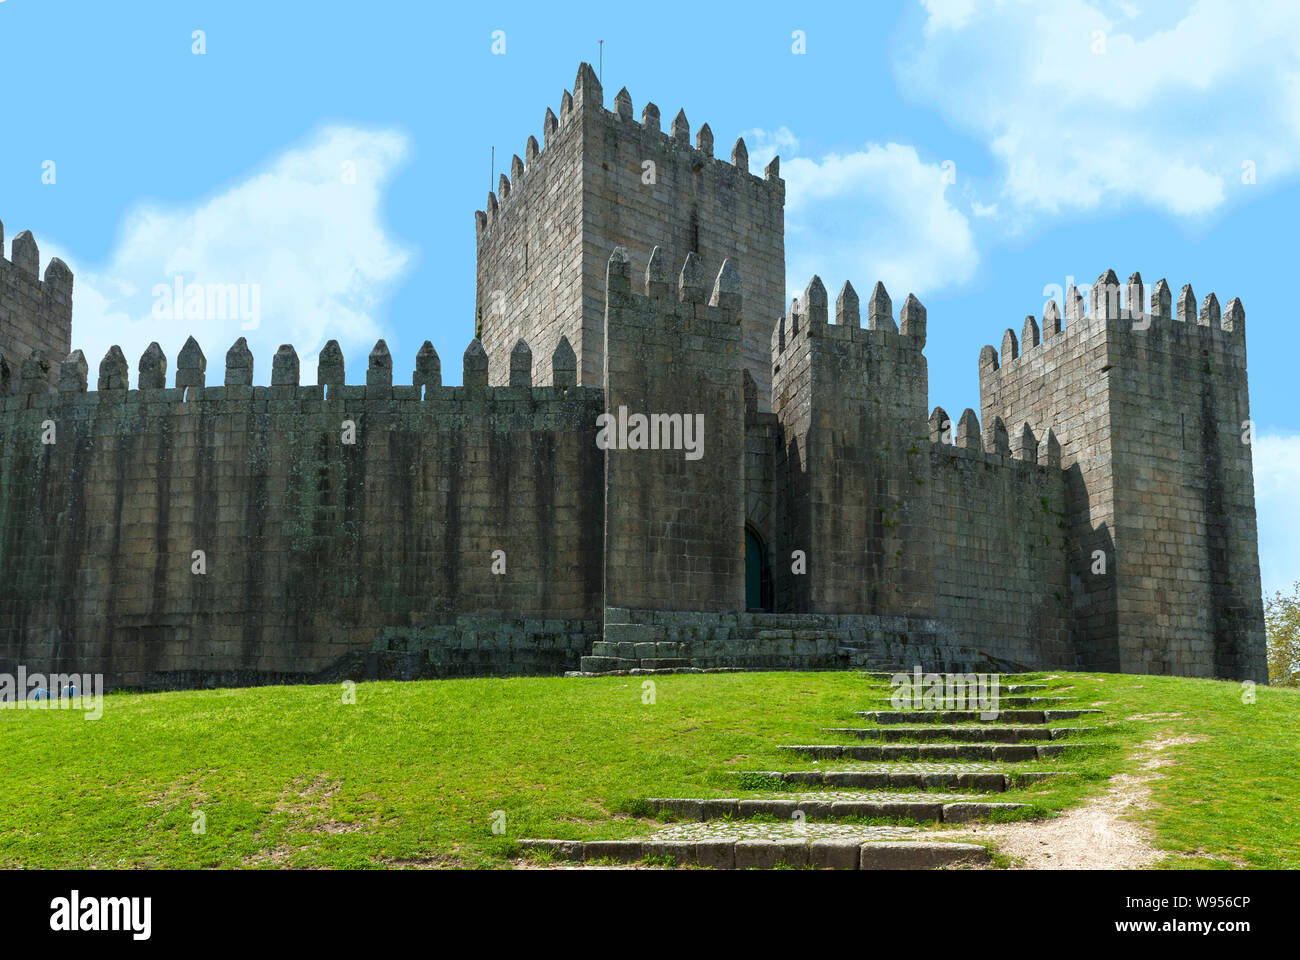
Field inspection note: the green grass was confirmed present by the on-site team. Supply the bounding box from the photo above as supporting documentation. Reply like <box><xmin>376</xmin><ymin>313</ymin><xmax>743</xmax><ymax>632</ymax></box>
<box><xmin>0</xmin><ymin>670</ymin><xmax>1295</xmax><ymax>868</ymax></box>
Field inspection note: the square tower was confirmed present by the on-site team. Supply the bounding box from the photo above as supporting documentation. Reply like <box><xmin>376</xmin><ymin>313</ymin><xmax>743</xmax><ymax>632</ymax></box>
<box><xmin>979</xmin><ymin>273</ymin><xmax>1267</xmax><ymax>682</ymax></box>
<box><xmin>475</xmin><ymin>63</ymin><xmax>786</xmax><ymax>407</ymax></box>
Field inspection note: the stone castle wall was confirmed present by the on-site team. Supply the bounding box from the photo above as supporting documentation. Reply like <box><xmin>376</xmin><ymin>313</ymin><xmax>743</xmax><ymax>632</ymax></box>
<box><xmin>0</xmin><ymin>334</ymin><xmax>605</xmax><ymax>689</ymax></box>
<box><xmin>979</xmin><ymin>294</ymin><xmax>1119</xmax><ymax>668</ymax></box>
<box><xmin>771</xmin><ymin>278</ymin><xmax>932</xmax><ymax>616</ymax></box>
<box><xmin>924</xmin><ymin>436</ymin><xmax>1074</xmax><ymax>669</ymax></box>
<box><xmin>602</xmin><ymin>247</ymin><xmax>746</xmax><ymax>613</ymax></box>
<box><xmin>768</xmin><ymin>275</ymin><xmax>1074</xmax><ymax>667</ymax></box>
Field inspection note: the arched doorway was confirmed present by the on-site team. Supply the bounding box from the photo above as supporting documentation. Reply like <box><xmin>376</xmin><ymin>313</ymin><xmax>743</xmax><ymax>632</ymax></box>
<box><xmin>744</xmin><ymin>526</ymin><xmax>771</xmax><ymax>612</ymax></box>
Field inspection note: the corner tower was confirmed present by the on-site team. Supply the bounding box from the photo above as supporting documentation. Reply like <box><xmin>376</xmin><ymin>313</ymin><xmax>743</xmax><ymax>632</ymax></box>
<box><xmin>475</xmin><ymin>63</ymin><xmax>786</xmax><ymax>407</ymax></box>
<box><xmin>979</xmin><ymin>272</ymin><xmax>1266</xmax><ymax>681</ymax></box>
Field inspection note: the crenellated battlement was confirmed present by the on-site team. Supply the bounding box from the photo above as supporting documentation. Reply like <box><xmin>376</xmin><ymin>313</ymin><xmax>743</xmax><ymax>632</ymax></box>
<box><xmin>475</xmin><ymin>63</ymin><xmax>785</xmax><ymax>403</ymax></box>
<box><xmin>978</xmin><ymin>269</ymin><xmax>1247</xmax><ymax>382</ymax></box>
<box><xmin>924</xmin><ymin>404</ymin><xmax>1062</xmax><ymax>472</ymax></box>
<box><xmin>475</xmin><ymin>63</ymin><xmax>781</xmax><ymax>239</ymax></box>
<box><xmin>0</xmin><ymin>218</ymin><xmax>74</xmax><ymax>390</ymax></box>
<box><xmin>770</xmin><ymin>275</ymin><xmax>930</xmax><ymax>466</ymax></box>
<box><xmin>604</xmin><ymin>244</ymin><xmax>742</xmax><ymax>331</ymax></box>
<box><xmin>0</xmin><ymin>219</ymin><xmax>75</xmax><ymax>294</ymax></box>
<box><xmin>0</xmin><ymin>333</ymin><xmax>599</xmax><ymax>420</ymax></box>
<box><xmin>772</xmin><ymin>277</ymin><xmax>927</xmax><ymax>362</ymax></box>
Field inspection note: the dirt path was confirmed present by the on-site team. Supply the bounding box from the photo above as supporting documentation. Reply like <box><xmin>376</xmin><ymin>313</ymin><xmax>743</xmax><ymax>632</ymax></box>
<box><xmin>955</xmin><ymin>734</ymin><xmax>1203</xmax><ymax>869</ymax></box>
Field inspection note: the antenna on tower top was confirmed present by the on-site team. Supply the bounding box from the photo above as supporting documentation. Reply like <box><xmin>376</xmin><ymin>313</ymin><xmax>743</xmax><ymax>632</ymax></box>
<box><xmin>490</xmin><ymin>145</ymin><xmax>495</xmax><ymax>193</ymax></box>
<box><xmin>598</xmin><ymin>40</ymin><xmax>603</xmax><ymax>83</ymax></box>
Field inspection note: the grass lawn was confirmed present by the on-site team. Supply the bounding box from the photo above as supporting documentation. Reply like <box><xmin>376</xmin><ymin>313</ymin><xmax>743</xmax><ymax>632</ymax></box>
<box><xmin>0</xmin><ymin>670</ymin><xmax>1295</xmax><ymax>868</ymax></box>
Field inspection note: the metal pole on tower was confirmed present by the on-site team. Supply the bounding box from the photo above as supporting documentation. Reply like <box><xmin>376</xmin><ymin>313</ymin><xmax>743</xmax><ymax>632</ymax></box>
<box><xmin>599</xmin><ymin>40</ymin><xmax>603</xmax><ymax>83</ymax></box>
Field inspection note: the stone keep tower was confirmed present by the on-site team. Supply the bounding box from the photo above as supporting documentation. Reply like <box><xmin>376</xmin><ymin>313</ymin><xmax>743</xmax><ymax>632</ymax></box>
<box><xmin>475</xmin><ymin>63</ymin><xmax>786</xmax><ymax>406</ymax></box>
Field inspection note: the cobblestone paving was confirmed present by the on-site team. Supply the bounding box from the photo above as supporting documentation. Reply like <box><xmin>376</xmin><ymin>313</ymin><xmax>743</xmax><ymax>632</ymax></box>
<box><xmin>638</xmin><ymin>822</ymin><xmax>926</xmax><ymax>842</ymax></box>
<box><xmin>811</xmin><ymin>761</ymin><xmax>1037</xmax><ymax>773</ymax></box>
<box><xmin>657</xmin><ymin>791</ymin><xmax>977</xmax><ymax>803</ymax></box>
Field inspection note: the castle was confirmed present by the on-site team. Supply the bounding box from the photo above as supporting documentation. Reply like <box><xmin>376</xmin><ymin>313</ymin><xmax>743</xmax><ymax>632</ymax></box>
<box><xmin>0</xmin><ymin>64</ymin><xmax>1268</xmax><ymax>689</ymax></box>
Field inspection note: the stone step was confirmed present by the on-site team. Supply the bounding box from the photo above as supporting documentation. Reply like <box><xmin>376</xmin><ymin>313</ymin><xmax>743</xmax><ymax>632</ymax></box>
<box><xmin>518</xmin><ymin>836</ymin><xmax>990</xmax><ymax>870</ymax></box>
<box><xmin>733</xmin><ymin>768</ymin><xmax>1063</xmax><ymax>792</ymax></box>
<box><xmin>858</xmin><ymin>672</ymin><xmax>1042</xmax><ymax>681</ymax></box>
<box><xmin>602</xmin><ymin>623</ymin><xmax>658</xmax><ymax>644</ymax></box>
<box><xmin>575</xmin><ymin>657</ymin><xmax>837</xmax><ymax>676</ymax></box>
<box><xmin>825</xmin><ymin>726</ymin><xmax>1087</xmax><ymax>743</ymax></box>
<box><xmin>779</xmin><ymin>742</ymin><xmax>1101</xmax><ymax>761</ymax></box>
<box><xmin>644</xmin><ymin>795</ymin><xmax>1028</xmax><ymax>823</ymax></box>
<box><xmin>859</xmin><ymin>709</ymin><xmax>1045</xmax><ymax>724</ymax></box>
<box><xmin>865</xmin><ymin>696</ymin><xmax>1072</xmax><ymax>708</ymax></box>
<box><xmin>882</xmin><ymin>683</ymin><xmax>1055</xmax><ymax>694</ymax></box>
<box><xmin>856</xmin><ymin>709</ymin><xmax>1101</xmax><ymax>724</ymax></box>
<box><xmin>1043</xmin><ymin>710</ymin><xmax>1098</xmax><ymax>722</ymax></box>
<box><xmin>638</xmin><ymin>658</ymin><xmax>695</xmax><ymax>669</ymax></box>
<box><xmin>578</xmin><ymin>656</ymin><xmax>639</xmax><ymax>672</ymax></box>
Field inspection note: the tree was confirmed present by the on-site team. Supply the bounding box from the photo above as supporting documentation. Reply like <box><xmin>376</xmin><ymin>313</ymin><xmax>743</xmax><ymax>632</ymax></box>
<box><xmin>1265</xmin><ymin>581</ymin><xmax>1300</xmax><ymax>687</ymax></box>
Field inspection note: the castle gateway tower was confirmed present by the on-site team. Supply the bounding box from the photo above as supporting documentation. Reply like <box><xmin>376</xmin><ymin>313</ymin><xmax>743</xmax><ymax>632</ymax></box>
<box><xmin>475</xmin><ymin>63</ymin><xmax>786</xmax><ymax>407</ymax></box>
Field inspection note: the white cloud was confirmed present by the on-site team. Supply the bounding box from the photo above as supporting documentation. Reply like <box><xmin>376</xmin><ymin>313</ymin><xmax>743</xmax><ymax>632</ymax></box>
<box><xmin>741</xmin><ymin>126</ymin><xmax>800</xmax><ymax>170</ymax></box>
<box><xmin>740</xmin><ymin>126</ymin><xmax>976</xmax><ymax>300</ymax></box>
<box><xmin>920</xmin><ymin>0</ymin><xmax>980</xmax><ymax>33</ymax></box>
<box><xmin>779</xmin><ymin>143</ymin><xmax>977</xmax><ymax>301</ymax></box>
<box><xmin>904</xmin><ymin>0</ymin><xmax>1300</xmax><ymax>219</ymax></box>
<box><xmin>741</xmin><ymin>126</ymin><xmax>977</xmax><ymax>300</ymax></box>
<box><xmin>41</xmin><ymin>126</ymin><xmax>411</xmax><ymax>385</ymax></box>
<box><xmin>1253</xmin><ymin>432</ymin><xmax>1300</xmax><ymax>597</ymax></box>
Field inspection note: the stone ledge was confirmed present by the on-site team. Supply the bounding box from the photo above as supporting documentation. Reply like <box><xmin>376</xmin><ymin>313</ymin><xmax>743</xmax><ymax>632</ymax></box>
<box><xmin>516</xmin><ymin>837</ymin><xmax>990</xmax><ymax>869</ymax></box>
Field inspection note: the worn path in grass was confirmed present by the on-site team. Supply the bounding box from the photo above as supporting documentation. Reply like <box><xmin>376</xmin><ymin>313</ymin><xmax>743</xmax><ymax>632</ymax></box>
<box><xmin>954</xmin><ymin>734</ymin><xmax>1202</xmax><ymax>869</ymax></box>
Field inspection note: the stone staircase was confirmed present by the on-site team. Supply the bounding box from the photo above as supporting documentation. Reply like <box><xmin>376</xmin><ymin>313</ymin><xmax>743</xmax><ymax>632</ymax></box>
<box><xmin>519</xmin><ymin>672</ymin><xmax>1108</xmax><ymax>869</ymax></box>
<box><xmin>575</xmin><ymin>609</ymin><xmax>1031</xmax><ymax>675</ymax></box>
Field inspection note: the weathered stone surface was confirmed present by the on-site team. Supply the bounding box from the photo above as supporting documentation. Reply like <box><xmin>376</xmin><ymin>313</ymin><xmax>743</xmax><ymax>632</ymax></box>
<box><xmin>367</xmin><ymin>339</ymin><xmax>393</xmax><ymax>387</ymax></box>
<box><xmin>582</xmin><ymin>840</ymin><xmax>641</xmax><ymax>863</ymax></box>
<box><xmin>138</xmin><ymin>342</ymin><xmax>166</xmax><ymax>390</ymax></box>
<box><xmin>224</xmin><ymin>337</ymin><xmax>253</xmax><ymax>386</ymax></box>
<box><xmin>271</xmin><ymin>344</ymin><xmax>299</xmax><ymax>386</ymax></box>
<box><xmin>734</xmin><ymin>839</ymin><xmax>807</xmax><ymax>870</ymax></box>
<box><xmin>319</xmin><ymin>339</ymin><xmax>345</xmax><ymax>387</ymax></box>
<box><xmin>693</xmin><ymin>840</ymin><xmax>735</xmax><ymax>870</ymax></box>
<box><xmin>859</xmin><ymin>842</ymin><xmax>990</xmax><ymax>870</ymax></box>
<box><xmin>176</xmin><ymin>336</ymin><xmax>206</xmax><ymax>391</ymax></box>
<box><xmin>810</xmin><ymin>840</ymin><xmax>861</xmax><ymax>870</ymax></box>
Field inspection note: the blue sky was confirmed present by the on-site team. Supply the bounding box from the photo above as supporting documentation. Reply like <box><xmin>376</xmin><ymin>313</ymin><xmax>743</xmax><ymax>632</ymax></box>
<box><xmin>1</xmin><ymin>0</ymin><xmax>1296</xmax><ymax>596</ymax></box>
